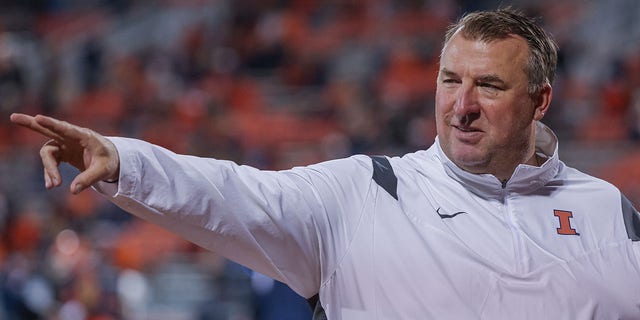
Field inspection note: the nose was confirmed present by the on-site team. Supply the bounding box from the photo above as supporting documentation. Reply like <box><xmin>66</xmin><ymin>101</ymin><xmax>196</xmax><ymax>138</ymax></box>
<box><xmin>453</xmin><ymin>83</ymin><xmax>480</xmax><ymax>125</ymax></box>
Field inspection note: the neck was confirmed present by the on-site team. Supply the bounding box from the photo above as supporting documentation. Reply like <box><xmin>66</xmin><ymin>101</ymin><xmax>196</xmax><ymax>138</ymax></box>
<box><xmin>491</xmin><ymin>145</ymin><xmax>538</xmax><ymax>182</ymax></box>
<box><xmin>494</xmin><ymin>124</ymin><xmax>539</xmax><ymax>181</ymax></box>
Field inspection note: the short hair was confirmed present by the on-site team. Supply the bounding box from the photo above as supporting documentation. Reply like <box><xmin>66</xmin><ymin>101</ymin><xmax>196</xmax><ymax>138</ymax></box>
<box><xmin>442</xmin><ymin>8</ymin><xmax>558</xmax><ymax>96</ymax></box>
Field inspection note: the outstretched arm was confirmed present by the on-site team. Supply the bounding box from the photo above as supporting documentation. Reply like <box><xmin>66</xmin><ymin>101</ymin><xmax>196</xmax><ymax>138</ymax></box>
<box><xmin>9</xmin><ymin>113</ymin><xmax>120</xmax><ymax>194</ymax></box>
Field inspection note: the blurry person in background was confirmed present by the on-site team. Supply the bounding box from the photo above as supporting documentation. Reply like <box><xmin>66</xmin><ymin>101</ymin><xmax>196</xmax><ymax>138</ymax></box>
<box><xmin>10</xmin><ymin>7</ymin><xmax>640</xmax><ymax>320</ymax></box>
<box><xmin>0</xmin><ymin>33</ymin><xmax>26</xmax><ymax>115</ymax></box>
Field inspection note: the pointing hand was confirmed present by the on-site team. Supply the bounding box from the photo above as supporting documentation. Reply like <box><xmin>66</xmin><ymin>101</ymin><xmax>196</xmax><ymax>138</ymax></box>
<box><xmin>10</xmin><ymin>113</ymin><xmax>120</xmax><ymax>194</ymax></box>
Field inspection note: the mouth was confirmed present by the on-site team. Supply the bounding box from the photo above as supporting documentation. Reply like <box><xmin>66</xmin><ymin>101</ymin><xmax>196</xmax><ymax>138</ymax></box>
<box><xmin>453</xmin><ymin>125</ymin><xmax>482</xmax><ymax>133</ymax></box>
<box><xmin>451</xmin><ymin>124</ymin><xmax>484</xmax><ymax>143</ymax></box>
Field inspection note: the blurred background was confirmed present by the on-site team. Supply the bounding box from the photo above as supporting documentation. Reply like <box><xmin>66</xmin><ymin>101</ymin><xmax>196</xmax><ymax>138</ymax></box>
<box><xmin>1</xmin><ymin>0</ymin><xmax>640</xmax><ymax>319</ymax></box>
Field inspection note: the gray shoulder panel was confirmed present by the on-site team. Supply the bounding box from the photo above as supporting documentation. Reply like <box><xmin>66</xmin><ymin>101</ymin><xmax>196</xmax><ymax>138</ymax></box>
<box><xmin>621</xmin><ymin>194</ymin><xmax>640</xmax><ymax>241</ymax></box>
<box><xmin>371</xmin><ymin>155</ymin><xmax>398</xmax><ymax>200</ymax></box>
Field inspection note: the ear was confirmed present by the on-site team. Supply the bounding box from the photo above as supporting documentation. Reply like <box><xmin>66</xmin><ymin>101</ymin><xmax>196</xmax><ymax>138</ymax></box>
<box><xmin>533</xmin><ymin>83</ymin><xmax>552</xmax><ymax>121</ymax></box>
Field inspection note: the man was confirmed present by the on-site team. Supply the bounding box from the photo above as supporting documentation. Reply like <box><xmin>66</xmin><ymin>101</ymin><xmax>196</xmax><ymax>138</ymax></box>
<box><xmin>11</xmin><ymin>8</ymin><xmax>640</xmax><ymax>319</ymax></box>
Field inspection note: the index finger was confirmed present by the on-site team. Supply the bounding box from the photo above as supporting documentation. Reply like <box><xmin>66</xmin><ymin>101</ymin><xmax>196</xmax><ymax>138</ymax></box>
<box><xmin>10</xmin><ymin>113</ymin><xmax>64</xmax><ymax>141</ymax></box>
<box><xmin>32</xmin><ymin>114</ymin><xmax>90</xmax><ymax>142</ymax></box>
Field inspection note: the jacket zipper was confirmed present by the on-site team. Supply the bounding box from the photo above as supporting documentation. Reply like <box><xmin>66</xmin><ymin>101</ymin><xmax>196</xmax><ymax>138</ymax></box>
<box><xmin>501</xmin><ymin>181</ymin><xmax>524</xmax><ymax>273</ymax></box>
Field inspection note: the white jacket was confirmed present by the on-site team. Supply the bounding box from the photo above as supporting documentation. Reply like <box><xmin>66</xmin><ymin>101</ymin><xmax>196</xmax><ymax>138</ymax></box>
<box><xmin>95</xmin><ymin>122</ymin><xmax>640</xmax><ymax>319</ymax></box>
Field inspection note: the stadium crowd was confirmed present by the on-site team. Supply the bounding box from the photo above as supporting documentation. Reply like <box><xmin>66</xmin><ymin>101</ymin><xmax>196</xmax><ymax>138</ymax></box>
<box><xmin>2</xmin><ymin>0</ymin><xmax>640</xmax><ymax>319</ymax></box>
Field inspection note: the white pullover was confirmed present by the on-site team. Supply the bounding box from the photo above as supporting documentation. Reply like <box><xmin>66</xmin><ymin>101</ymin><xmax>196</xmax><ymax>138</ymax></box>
<box><xmin>95</xmin><ymin>122</ymin><xmax>640</xmax><ymax>319</ymax></box>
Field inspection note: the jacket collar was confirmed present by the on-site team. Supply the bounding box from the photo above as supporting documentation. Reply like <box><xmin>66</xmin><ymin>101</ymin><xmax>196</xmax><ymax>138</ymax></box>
<box><xmin>434</xmin><ymin>122</ymin><xmax>560</xmax><ymax>199</ymax></box>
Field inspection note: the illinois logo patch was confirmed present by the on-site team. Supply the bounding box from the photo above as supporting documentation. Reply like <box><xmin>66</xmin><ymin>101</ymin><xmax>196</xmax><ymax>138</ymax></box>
<box><xmin>554</xmin><ymin>209</ymin><xmax>580</xmax><ymax>236</ymax></box>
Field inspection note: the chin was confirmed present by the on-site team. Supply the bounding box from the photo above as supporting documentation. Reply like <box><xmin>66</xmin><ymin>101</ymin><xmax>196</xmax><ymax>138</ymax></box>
<box><xmin>456</xmin><ymin>158</ymin><xmax>489</xmax><ymax>171</ymax></box>
<box><xmin>441</xmin><ymin>136</ymin><xmax>490</xmax><ymax>168</ymax></box>
<box><xmin>450</xmin><ymin>150</ymin><xmax>489</xmax><ymax>171</ymax></box>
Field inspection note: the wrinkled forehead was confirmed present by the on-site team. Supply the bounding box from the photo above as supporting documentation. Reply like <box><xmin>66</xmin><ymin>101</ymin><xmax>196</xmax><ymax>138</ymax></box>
<box><xmin>439</xmin><ymin>32</ymin><xmax>531</xmax><ymax>81</ymax></box>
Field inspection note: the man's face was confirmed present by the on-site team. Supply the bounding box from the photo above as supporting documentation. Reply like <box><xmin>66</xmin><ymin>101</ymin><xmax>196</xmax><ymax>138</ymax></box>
<box><xmin>436</xmin><ymin>32</ymin><xmax>545</xmax><ymax>178</ymax></box>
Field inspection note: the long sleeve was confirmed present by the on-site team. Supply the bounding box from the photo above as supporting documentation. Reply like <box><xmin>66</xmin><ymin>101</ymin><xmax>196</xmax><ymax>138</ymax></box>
<box><xmin>93</xmin><ymin>137</ymin><xmax>374</xmax><ymax>298</ymax></box>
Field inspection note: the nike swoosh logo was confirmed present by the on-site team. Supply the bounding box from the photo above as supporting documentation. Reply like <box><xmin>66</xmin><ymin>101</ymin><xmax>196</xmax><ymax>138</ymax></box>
<box><xmin>437</xmin><ymin>207</ymin><xmax>468</xmax><ymax>219</ymax></box>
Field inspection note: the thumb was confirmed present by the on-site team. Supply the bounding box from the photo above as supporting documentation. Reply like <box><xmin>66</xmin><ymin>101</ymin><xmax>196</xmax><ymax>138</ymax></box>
<box><xmin>69</xmin><ymin>169</ymin><xmax>100</xmax><ymax>194</ymax></box>
<box><xmin>70</xmin><ymin>164</ymin><xmax>112</xmax><ymax>194</ymax></box>
<box><xmin>70</xmin><ymin>133</ymin><xmax>120</xmax><ymax>194</ymax></box>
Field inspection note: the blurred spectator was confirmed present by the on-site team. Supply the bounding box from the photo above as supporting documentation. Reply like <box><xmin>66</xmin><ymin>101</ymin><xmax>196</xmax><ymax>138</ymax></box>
<box><xmin>0</xmin><ymin>32</ymin><xmax>27</xmax><ymax>115</ymax></box>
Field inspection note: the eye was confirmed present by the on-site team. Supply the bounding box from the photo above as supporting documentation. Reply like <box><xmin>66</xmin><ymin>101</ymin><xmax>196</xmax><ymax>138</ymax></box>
<box><xmin>441</xmin><ymin>78</ymin><xmax>461</xmax><ymax>85</ymax></box>
<box><xmin>478</xmin><ymin>82</ymin><xmax>503</xmax><ymax>90</ymax></box>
